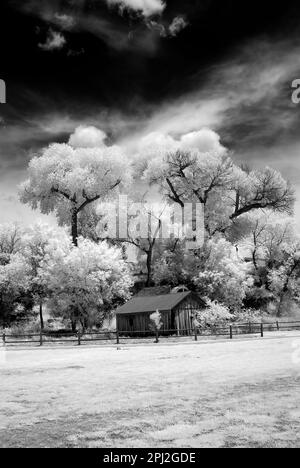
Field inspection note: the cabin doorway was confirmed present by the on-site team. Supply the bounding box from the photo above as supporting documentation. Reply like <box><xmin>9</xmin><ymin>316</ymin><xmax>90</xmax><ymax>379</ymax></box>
<box><xmin>171</xmin><ymin>310</ymin><xmax>176</xmax><ymax>333</ymax></box>
<box><xmin>128</xmin><ymin>317</ymin><xmax>134</xmax><ymax>333</ymax></box>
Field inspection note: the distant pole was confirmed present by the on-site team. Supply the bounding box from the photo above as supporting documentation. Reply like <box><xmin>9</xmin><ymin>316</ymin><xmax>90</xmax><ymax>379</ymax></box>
<box><xmin>116</xmin><ymin>330</ymin><xmax>120</xmax><ymax>345</ymax></box>
<box><xmin>77</xmin><ymin>331</ymin><xmax>81</xmax><ymax>346</ymax></box>
<box><xmin>194</xmin><ymin>326</ymin><xmax>198</xmax><ymax>341</ymax></box>
<box><xmin>230</xmin><ymin>325</ymin><xmax>233</xmax><ymax>340</ymax></box>
<box><xmin>261</xmin><ymin>323</ymin><xmax>264</xmax><ymax>338</ymax></box>
<box><xmin>40</xmin><ymin>331</ymin><xmax>43</xmax><ymax>346</ymax></box>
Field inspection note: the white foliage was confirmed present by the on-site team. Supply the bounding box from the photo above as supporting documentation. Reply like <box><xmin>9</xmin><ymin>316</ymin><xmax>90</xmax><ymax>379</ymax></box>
<box><xmin>21</xmin><ymin>223</ymin><xmax>71</xmax><ymax>300</ymax></box>
<box><xmin>198</xmin><ymin>299</ymin><xmax>233</xmax><ymax>325</ymax></box>
<box><xmin>0</xmin><ymin>253</ymin><xmax>31</xmax><ymax>297</ymax></box>
<box><xmin>194</xmin><ymin>238</ymin><xmax>253</xmax><ymax>308</ymax></box>
<box><xmin>43</xmin><ymin>238</ymin><xmax>133</xmax><ymax>320</ymax></box>
<box><xmin>149</xmin><ymin>310</ymin><xmax>163</xmax><ymax>331</ymax></box>
<box><xmin>0</xmin><ymin>223</ymin><xmax>23</xmax><ymax>264</ymax></box>
<box><xmin>19</xmin><ymin>142</ymin><xmax>132</xmax><ymax>226</ymax></box>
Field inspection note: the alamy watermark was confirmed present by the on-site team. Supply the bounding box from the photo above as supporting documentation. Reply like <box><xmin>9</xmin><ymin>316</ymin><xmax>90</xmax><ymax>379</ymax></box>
<box><xmin>95</xmin><ymin>195</ymin><xmax>205</xmax><ymax>248</ymax></box>
<box><xmin>291</xmin><ymin>79</ymin><xmax>300</xmax><ymax>104</ymax></box>
<box><xmin>0</xmin><ymin>79</ymin><xmax>6</xmax><ymax>104</ymax></box>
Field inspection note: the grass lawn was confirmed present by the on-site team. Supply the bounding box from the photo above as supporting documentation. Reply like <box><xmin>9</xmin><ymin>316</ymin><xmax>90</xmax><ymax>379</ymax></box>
<box><xmin>0</xmin><ymin>334</ymin><xmax>300</xmax><ymax>448</ymax></box>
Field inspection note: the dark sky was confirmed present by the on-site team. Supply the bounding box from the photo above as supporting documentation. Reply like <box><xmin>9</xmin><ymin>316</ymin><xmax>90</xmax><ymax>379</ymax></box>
<box><xmin>1</xmin><ymin>0</ymin><xmax>300</xmax><ymax>223</ymax></box>
<box><xmin>1</xmin><ymin>1</ymin><xmax>299</xmax><ymax>109</ymax></box>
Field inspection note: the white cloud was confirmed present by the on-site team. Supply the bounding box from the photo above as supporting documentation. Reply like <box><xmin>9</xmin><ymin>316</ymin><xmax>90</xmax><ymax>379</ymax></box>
<box><xmin>38</xmin><ymin>29</ymin><xmax>66</xmax><ymax>51</ymax></box>
<box><xmin>53</xmin><ymin>13</ymin><xmax>76</xmax><ymax>30</ymax></box>
<box><xmin>137</xmin><ymin>132</ymin><xmax>178</xmax><ymax>151</ymax></box>
<box><xmin>180</xmin><ymin>129</ymin><xmax>225</xmax><ymax>153</ymax></box>
<box><xmin>148</xmin><ymin>16</ymin><xmax>188</xmax><ymax>38</ymax></box>
<box><xmin>168</xmin><ymin>16</ymin><xmax>188</xmax><ymax>37</ymax></box>
<box><xmin>106</xmin><ymin>0</ymin><xmax>166</xmax><ymax>17</ymax></box>
<box><xmin>145</xmin><ymin>97</ymin><xmax>228</xmax><ymax>136</ymax></box>
<box><xmin>68</xmin><ymin>126</ymin><xmax>107</xmax><ymax>148</ymax></box>
<box><xmin>131</xmin><ymin>129</ymin><xmax>226</xmax><ymax>159</ymax></box>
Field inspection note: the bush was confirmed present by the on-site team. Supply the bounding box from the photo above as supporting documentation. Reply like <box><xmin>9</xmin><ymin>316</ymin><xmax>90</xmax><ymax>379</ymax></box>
<box><xmin>197</xmin><ymin>300</ymin><xmax>233</xmax><ymax>327</ymax></box>
<box><xmin>149</xmin><ymin>310</ymin><xmax>163</xmax><ymax>332</ymax></box>
<box><xmin>4</xmin><ymin>320</ymin><xmax>41</xmax><ymax>336</ymax></box>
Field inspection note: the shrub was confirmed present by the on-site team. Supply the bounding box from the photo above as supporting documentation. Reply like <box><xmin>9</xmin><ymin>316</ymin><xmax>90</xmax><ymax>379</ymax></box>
<box><xmin>149</xmin><ymin>310</ymin><xmax>163</xmax><ymax>332</ymax></box>
<box><xmin>197</xmin><ymin>300</ymin><xmax>233</xmax><ymax>327</ymax></box>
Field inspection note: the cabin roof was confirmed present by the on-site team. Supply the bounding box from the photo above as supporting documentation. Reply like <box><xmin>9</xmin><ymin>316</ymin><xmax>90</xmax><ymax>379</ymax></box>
<box><xmin>116</xmin><ymin>291</ymin><xmax>204</xmax><ymax>315</ymax></box>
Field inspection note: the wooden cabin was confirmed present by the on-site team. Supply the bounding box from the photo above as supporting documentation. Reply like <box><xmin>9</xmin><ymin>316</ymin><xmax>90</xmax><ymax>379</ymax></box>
<box><xmin>116</xmin><ymin>288</ymin><xmax>206</xmax><ymax>336</ymax></box>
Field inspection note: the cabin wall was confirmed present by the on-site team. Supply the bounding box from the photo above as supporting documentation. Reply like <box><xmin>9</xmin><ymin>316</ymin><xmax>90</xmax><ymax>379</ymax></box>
<box><xmin>116</xmin><ymin>295</ymin><xmax>205</xmax><ymax>336</ymax></box>
<box><xmin>117</xmin><ymin>310</ymin><xmax>173</xmax><ymax>336</ymax></box>
<box><xmin>175</xmin><ymin>297</ymin><xmax>204</xmax><ymax>335</ymax></box>
<box><xmin>116</xmin><ymin>313</ymin><xmax>149</xmax><ymax>334</ymax></box>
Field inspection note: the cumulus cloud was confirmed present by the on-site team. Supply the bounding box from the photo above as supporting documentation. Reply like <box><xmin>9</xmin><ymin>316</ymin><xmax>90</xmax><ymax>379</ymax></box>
<box><xmin>38</xmin><ymin>29</ymin><xmax>66</xmax><ymax>51</ymax></box>
<box><xmin>180</xmin><ymin>129</ymin><xmax>225</xmax><ymax>153</ymax></box>
<box><xmin>105</xmin><ymin>0</ymin><xmax>166</xmax><ymax>17</ymax></box>
<box><xmin>68</xmin><ymin>126</ymin><xmax>107</xmax><ymax>148</ymax></box>
<box><xmin>134</xmin><ymin>128</ymin><xmax>226</xmax><ymax>156</ymax></box>
<box><xmin>137</xmin><ymin>132</ymin><xmax>177</xmax><ymax>151</ymax></box>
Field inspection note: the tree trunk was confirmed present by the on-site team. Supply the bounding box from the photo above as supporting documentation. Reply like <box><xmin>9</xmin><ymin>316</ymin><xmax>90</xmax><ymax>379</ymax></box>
<box><xmin>252</xmin><ymin>250</ymin><xmax>258</xmax><ymax>270</ymax></box>
<box><xmin>71</xmin><ymin>209</ymin><xmax>78</xmax><ymax>247</ymax></box>
<box><xmin>39</xmin><ymin>302</ymin><xmax>44</xmax><ymax>331</ymax></box>
<box><xmin>71</xmin><ymin>320</ymin><xmax>77</xmax><ymax>332</ymax></box>
<box><xmin>146</xmin><ymin>249</ymin><xmax>153</xmax><ymax>287</ymax></box>
<box><xmin>276</xmin><ymin>293</ymin><xmax>285</xmax><ymax>318</ymax></box>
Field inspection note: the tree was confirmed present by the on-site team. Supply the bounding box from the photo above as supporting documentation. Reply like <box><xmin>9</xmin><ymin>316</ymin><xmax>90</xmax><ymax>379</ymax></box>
<box><xmin>19</xmin><ymin>142</ymin><xmax>131</xmax><ymax>246</ymax></box>
<box><xmin>0</xmin><ymin>224</ymin><xmax>35</xmax><ymax>327</ymax></box>
<box><xmin>0</xmin><ymin>223</ymin><xmax>23</xmax><ymax>265</ymax></box>
<box><xmin>143</xmin><ymin>150</ymin><xmax>294</xmax><ymax>237</ymax></box>
<box><xmin>124</xmin><ymin>200</ymin><xmax>164</xmax><ymax>287</ymax></box>
<box><xmin>144</xmin><ymin>150</ymin><xmax>234</xmax><ymax>206</ymax></box>
<box><xmin>268</xmin><ymin>242</ymin><xmax>300</xmax><ymax>317</ymax></box>
<box><xmin>21</xmin><ymin>223</ymin><xmax>71</xmax><ymax>329</ymax></box>
<box><xmin>241</xmin><ymin>213</ymin><xmax>297</xmax><ymax>311</ymax></box>
<box><xmin>152</xmin><ymin>239</ymin><xmax>198</xmax><ymax>288</ymax></box>
<box><xmin>0</xmin><ymin>253</ymin><xmax>33</xmax><ymax>327</ymax></box>
<box><xmin>193</xmin><ymin>237</ymin><xmax>253</xmax><ymax>309</ymax></box>
<box><xmin>149</xmin><ymin>310</ymin><xmax>163</xmax><ymax>334</ymax></box>
<box><xmin>43</xmin><ymin>238</ymin><xmax>133</xmax><ymax>330</ymax></box>
<box><xmin>95</xmin><ymin>197</ymin><xmax>172</xmax><ymax>287</ymax></box>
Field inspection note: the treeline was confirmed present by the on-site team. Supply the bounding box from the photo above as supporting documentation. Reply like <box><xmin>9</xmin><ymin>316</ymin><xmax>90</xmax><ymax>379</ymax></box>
<box><xmin>1</xmin><ymin>127</ymin><xmax>299</xmax><ymax>330</ymax></box>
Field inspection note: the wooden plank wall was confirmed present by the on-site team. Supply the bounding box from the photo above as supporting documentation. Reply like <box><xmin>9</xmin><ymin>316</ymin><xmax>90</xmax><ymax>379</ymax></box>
<box><xmin>117</xmin><ymin>310</ymin><xmax>173</xmax><ymax>335</ymax></box>
<box><xmin>175</xmin><ymin>297</ymin><xmax>204</xmax><ymax>335</ymax></box>
<box><xmin>117</xmin><ymin>297</ymin><xmax>205</xmax><ymax>336</ymax></box>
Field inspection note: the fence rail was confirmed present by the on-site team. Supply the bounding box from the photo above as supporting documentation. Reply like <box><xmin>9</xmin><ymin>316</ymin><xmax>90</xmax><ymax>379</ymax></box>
<box><xmin>2</xmin><ymin>320</ymin><xmax>300</xmax><ymax>347</ymax></box>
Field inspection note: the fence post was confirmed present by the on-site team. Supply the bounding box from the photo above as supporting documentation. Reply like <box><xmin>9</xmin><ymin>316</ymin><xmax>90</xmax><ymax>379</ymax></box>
<box><xmin>40</xmin><ymin>331</ymin><xmax>43</xmax><ymax>346</ymax></box>
<box><xmin>2</xmin><ymin>332</ymin><xmax>5</xmax><ymax>347</ymax></box>
<box><xmin>261</xmin><ymin>323</ymin><xmax>264</xmax><ymax>338</ymax></box>
<box><xmin>155</xmin><ymin>330</ymin><xmax>159</xmax><ymax>344</ymax></box>
<box><xmin>230</xmin><ymin>325</ymin><xmax>233</xmax><ymax>340</ymax></box>
<box><xmin>116</xmin><ymin>330</ymin><xmax>120</xmax><ymax>345</ymax></box>
<box><xmin>276</xmin><ymin>321</ymin><xmax>280</xmax><ymax>331</ymax></box>
<box><xmin>77</xmin><ymin>331</ymin><xmax>81</xmax><ymax>346</ymax></box>
<box><xmin>194</xmin><ymin>326</ymin><xmax>198</xmax><ymax>341</ymax></box>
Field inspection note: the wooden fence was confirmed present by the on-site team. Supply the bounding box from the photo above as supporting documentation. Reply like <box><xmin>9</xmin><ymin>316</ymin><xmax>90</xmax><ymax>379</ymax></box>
<box><xmin>2</xmin><ymin>320</ymin><xmax>300</xmax><ymax>347</ymax></box>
